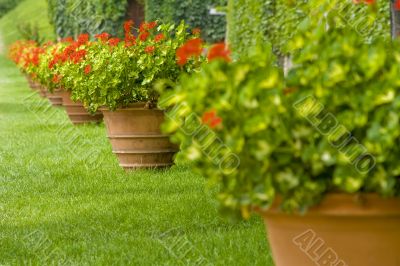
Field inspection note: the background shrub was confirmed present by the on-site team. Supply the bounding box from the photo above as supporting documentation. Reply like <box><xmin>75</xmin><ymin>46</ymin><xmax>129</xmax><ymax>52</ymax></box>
<box><xmin>47</xmin><ymin>0</ymin><xmax>128</xmax><ymax>38</ymax></box>
<box><xmin>227</xmin><ymin>0</ymin><xmax>390</xmax><ymax>58</ymax></box>
<box><xmin>145</xmin><ymin>0</ymin><xmax>227</xmax><ymax>43</ymax></box>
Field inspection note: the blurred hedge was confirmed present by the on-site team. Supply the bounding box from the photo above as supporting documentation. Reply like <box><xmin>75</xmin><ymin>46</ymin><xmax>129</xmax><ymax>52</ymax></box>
<box><xmin>47</xmin><ymin>0</ymin><xmax>128</xmax><ymax>38</ymax></box>
<box><xmin>145</xmin><ymin>0</ymin><xmax>226</xmax><ymax>43</ymax></box>
<box><xmin>227</xmin><ymin>0</ymin><xmax>390</xmax><ymax>58</ymax></box>
<box><xmin>0</xmin><ymin>0</ymin><xmax>22</xmax><ymax>18</ymax></box>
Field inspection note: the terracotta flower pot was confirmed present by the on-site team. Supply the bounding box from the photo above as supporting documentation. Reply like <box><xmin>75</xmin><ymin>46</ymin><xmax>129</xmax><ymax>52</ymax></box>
<box><xmin>60</xmin><ymin>90</ymin><xmax>103</xmax><ymax>125</ymax></box>
<box><xmin>101</xmin><ymin>103</ymin><xmax>178</xmax><ymax>170</ymax></box>
<box><xmin>46</xmin><ymin>88</ymin><xmax>63</xmax><ymax>107</ymax></box>
<box><xmin>25</xmin><ymin>76</ymin><xmax>40</xmax><ymax>91</ymax></box>
<box><xmin>38</xmin><ymin>85</ymin><xmax>47</xmax><ymax>98</ymax></box>
<box><xmin>258</xmin><ymin>193</ymin><xmax>400</xmax><ymax>266</ymax></box>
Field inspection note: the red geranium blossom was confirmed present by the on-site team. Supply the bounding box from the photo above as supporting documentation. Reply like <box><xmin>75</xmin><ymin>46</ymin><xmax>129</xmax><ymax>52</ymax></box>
<box><xmin>52</xmin><ymin>74</ymin><xmax>62</xmax><ymax>84</ymax></box>
<box><xmin>207</xmin><ymin>43</ymin><xmax>231</xmax><ymax>63</ymax></box>
<box><xmin>95</xmin><ymin>32</ymin><xmax>110</xmax><ymax>42</ymax></box>
<box><xmin>154</xmin><ymin>33</ymin><xmax>165</xmax><ymax>43</ymax></box>
<box><xmin>84</xmin><ymin>65</ymin><xmax>91</xmax><ymax>75</ymax></box>
<box><xmin>108</xmin><ymin>38</ymin><xmax>120</xmax><ymax>47</ymax></box>
<box><xmin>201</xmin><ymin>109</ymin><xmax>222</xmax><ymax>129</ymax></box>
<box><xmin>77</xmin><ymin>33</ymin><xmax>89</xmax><ymax>45</ymax></box>
<box><xmin>124</xmin><ymin>20</ymin><xmax>134</xmax><ymax>34</ymax></box>
<box><xmin>139</xmin><ymin>32</ymin><xmax>150</xmax><ymax>42</ymax></box>
<box><xmin>176</xmin><ymin>38</ymin><xmax>203</xmax><ymax>66</ymax></box>
<box><xmin>145</xmin><ymin>46</ymin><xmax>155</xmax><ymax>54</ymax></box>
<box><xmin>125</xmin><ymin>34</ymin><xmax>136</xmax><ymax>47</ymax></box>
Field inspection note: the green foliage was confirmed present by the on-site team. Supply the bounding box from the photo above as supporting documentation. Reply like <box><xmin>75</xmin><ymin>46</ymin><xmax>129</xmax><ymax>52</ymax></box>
<box><xmin>145</xmin><ymin>0</ymin><xmax>227</xmax><ymax>43</ymax></box>
<box><xmin>0</xmin><ymin>0</ymin><xmax>22</xmax><ymax>18</ymax></box>
<box><xmin>160</xmin><ymin>2</ymin><xmax>400</xmax><ymax>215</ymax></box>
<box><xmin>227</xmin><ymin>0</ymin><xmax>390</xmax><ymax>58</ymax></box>
<box><xmin>62</xmin><ymin>22</ymin><xmax>200</xmax><ymax>112</ymax></box>
<box><xmin>17</xmin><ymin>22</ymin><xmax>45</xmax><ymax>44</ymax></box>
<box><xmin>47</xmin><ymin>0</ymin><xmax>128</xmax><ymax>38</ymax></box>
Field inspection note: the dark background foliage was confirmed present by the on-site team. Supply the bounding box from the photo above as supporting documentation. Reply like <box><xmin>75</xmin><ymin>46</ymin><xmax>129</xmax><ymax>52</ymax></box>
<box><xmin>47</xmin><ymin>0</ymin><xmax>128</xmax><ymax>38</ymax></box>
<box><xmin>145</xmin><ymin>0</ymin><xmax>227</xmax><ymax>43</ymax></box>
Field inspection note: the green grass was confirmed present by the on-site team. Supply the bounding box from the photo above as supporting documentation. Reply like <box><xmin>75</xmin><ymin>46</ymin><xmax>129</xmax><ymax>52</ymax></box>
<box><xmin>0</xmin><ymin>0</ymin><xmax>54</xmax><ymax>50</ymax></box>
<box><xmin>0</xmin><ymin>55</ymin><xmax>273</xmax><ymax>265</ymax></box>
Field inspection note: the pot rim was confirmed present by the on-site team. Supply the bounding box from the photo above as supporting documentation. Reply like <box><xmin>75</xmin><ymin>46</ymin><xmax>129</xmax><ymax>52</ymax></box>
<box><xmin>255</xmin><ymin>193</ymin><xmax>400</xmax><ymax>217</ymax></box>
<box><xmin>99</xmin><ymin>102</ymin><xmax>161</xmax><ymax>112</ymax></box>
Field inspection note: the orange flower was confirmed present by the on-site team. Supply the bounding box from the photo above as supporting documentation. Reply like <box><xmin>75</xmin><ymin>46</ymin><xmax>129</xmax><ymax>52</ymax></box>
<box><xmin>52</xmin><ymin>74</ymin><xmax>62</xmax><ymax>84</ymax></box>
<box><xmin>145</xmin><ymin>46</ymin><xmax>155</xmax><ymax>54</ymax></box>
<box><xmin>124</xmin><ymin>20</ymin><xmax>134</xmax><ymax>34</ymax></box>
<box><xmin>108</xmin><ymin>38</ymin><xmax>120</xmax><ymax>47</ymax></box>
<box><xmin>95</xmin><ymin>32</ymin><xmax>110</xmax><ymax>42</ymax></box>
<box><xmin>201</xmin><ymin>109</ymin><xmax>222</xmax><ymax>129</ymax></box>
<box><xmin>84</xmin><ymin>64</ymin><xmax>91</xmax><ymax>75</ymax></box>
<box><xmin>139</xmin><ymin>32</ymin><xmax>150</xmax><ymax>42</ymax></box>
<box><xmin>176</xmin><ymin>38</ymin><xmax>203</xmax><ymax>66</ymax></box>
<box><xmin>207</xmin><ymin>43</ymin><xmax>231</xmax><ymax>63</ymax></box>
<box><xmin>154</xmin><ymin>33</ymin><xmax>165</xmax><ymax>42</ymax></box>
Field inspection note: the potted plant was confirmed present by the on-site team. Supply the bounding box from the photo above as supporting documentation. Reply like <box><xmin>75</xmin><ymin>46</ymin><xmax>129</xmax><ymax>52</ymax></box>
<box><xmin>47</xmin><ymin>35</ymin><xmax>103</xmax><ymax>123</ymax></box>
<box><xmin>68</xmin><ymin>20</ymin><xmax>203</xmax><ymax>169</ymax></box>
<box><xmin>9</xmin><ymin>40</ymin><xmax>45</xmax><ymax>93</ymax></box>
<box><xmin>159</xmin><ymin>2</ymin><xmax>400</xmax><ymax>265</ymax></box>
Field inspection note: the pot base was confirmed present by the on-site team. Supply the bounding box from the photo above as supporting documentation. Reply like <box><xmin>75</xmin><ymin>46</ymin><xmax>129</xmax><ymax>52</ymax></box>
<box><xmin>259</xmin><ymin>194</ymin><xmax>400</xmax><ymax>266</ymax></box>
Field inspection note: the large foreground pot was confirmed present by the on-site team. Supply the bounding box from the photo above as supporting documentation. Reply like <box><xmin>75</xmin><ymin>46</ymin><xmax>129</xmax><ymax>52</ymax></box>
<box><xmin>60</xmin><ymin>90</ymin><xmax>103</xmax><ymax>124</ymax></box>
<box><xmin>46</xmin><ymin>88</ymin><xmax>63</xmax><ymax>106</ymax></box>
<box><xmin>101</xmin><ymin>103</ymin><xmax>178</xmax><ymax>170</ymax></box>
<box><xmin>259</xmin><ymin>194</ymin><xmax>400</xmax><ymax>266</ymax></box>
<box><xmin>38</xmin><ymin>85</ymin><xmax>47</xmax><ymax>98</ymax></box>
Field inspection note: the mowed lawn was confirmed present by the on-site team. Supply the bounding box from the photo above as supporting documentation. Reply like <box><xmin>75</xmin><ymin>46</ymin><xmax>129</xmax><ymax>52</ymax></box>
<box><xmin>0</xmin><ymin>56</ymin><xmax>273</xmax><ymax>265</ymax></box>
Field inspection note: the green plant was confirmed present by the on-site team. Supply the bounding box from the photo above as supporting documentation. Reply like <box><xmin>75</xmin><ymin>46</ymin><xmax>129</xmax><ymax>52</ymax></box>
<box><xmin>47</xmin><ymin>0</ymin><xmax>127</xmax><ymax>38</ymax></box>
<box><xmin>17</xmin><ymin>22</ymin><xmax>45</xmax><ymax>44</ymax></box>
<box><xmin>227</xmin><ymin>0</ymin><xmax>390</xmax><ymax>58</ymax></box>
<box><xmin>55</xmin><ymin>21</ymin><xmax>202</xmax><ymax>112</ymax></box>
<box><xmin>145</xmin><ymin>0</ymin><xmax>227</xmax><ymax>43</ymax></box>
<box><xmin>160</xmin><ymin>1</ymin><xmax>400</xmax><ymax>217</ymax></box>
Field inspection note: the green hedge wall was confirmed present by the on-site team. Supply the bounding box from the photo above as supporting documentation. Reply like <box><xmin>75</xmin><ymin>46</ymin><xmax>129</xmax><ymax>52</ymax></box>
<box><xmin>47</xmin><ymin>0</ymin><xmax>128</xmax><ymax>38</ymax></box>
<box><xmin>145</xmin><ymin>0</ymin><xmax>226</xmax><ymax>43</ymax></box>
<box><xmin>228</xmin><ymin>0</ymin><xmax>390</xmax><ymax>58</ymax></box>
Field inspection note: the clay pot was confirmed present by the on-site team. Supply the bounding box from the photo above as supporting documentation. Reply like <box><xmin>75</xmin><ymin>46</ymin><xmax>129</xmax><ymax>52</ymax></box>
<box><xmin>60</xmin><ymin>90</ymin><xmax>103</xmax><ymax>124</ymax></box>
<box><xmin>38</xmin><ymin>85</ymin><xmax>47</xmax><ymax>98</ymax></box>
<box><xmin>46</xmin><ymin>88</ymin><xmax>63</xmax><ymax>107</ymax></box>
<box><xmin>258</xmin><ymin>193</ymin><xmax>400</xmax><ymax>266</ymax></box>
<box><xmin>101</xmin><ymin>103</ymin><xmax>178</xmax><ymax>170</ymax></box>
<box><xmin>26</xmin><ymin>76</ymin><xmax>40</xmax><ymax>91</ymax></box>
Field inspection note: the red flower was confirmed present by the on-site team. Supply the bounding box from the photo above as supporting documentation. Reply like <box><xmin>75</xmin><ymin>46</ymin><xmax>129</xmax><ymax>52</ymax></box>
<box><xmin>108</xmin><ymin>38</ymin><xmax>120</xmax><ymax>47</ymax></box>
<box><xmin>192</xmin><ymin>28</ymin><xmax>201</xmax><ymax>35</ymax></box>
<box><xmin>201</xmin><ymin>109</ymin><xmax>222</xmax><ymax>129</ymax></box>
<box><xmin>176</xmin><ymin>38</ymin><xmax>203</xmax><ymax>66</ymax></box>
<box><xmin>139</xmin><ymin>21</ymin><xmax>157</xmax><ymax>33</ymax></box>
<box><xmin>61</xmin><ymin>36</ymin><xmax>74</xmax><ymax>43</ymax></box>
<box><xmin>395</xmin><ymin>0</ymin><xmax>400</xmax><ymax>10</ymax></box>
<box><xmin>84</xmin><ymin>65</ymin><xmax>91</xmax><ymax>75</ymax></box>
<box><xmin>353</xmin><ymin>0</ymin><xmax>375</xmax><ymax>4</ymax></box>
<box><xmin>95</xmin><ymin>32</ymin><xmax>110</xmax><ymax>42</ymax></box>
<box><xmin>52</xmin><ymin>74</ymin><xmax>62</xmax><ymax>84</ymax></box>
<box><xmin>77</xmin><ymin>33</ymin><xmax>89</xmax><ymax>45</ymax></box>
<box><xmin>207</xmin><ymin>43</ymin><xmax>231</xmax><ymax>63</ymax></box>
<box><xmin>125</xmin><ymin>34</ymin><xmax>136</xmax><ymax>47</ymax></box>
<box><xmin>124</xmin><ymin>20</ymin><xmax>134</xmax><ymax>34</ymax></box>
<box><xmin>154</xmin><ymin>33</ymin><xmax>165</xmax><ymax>43</ymax></box>
<box><xmin>145</xmin><ymin>46</ymin><xmax>155</xmax><ymax>54</ymax></box>
<box><xmin>139</xmin><ymin>32</ymin><xmax>150</xmax><ymax>42</ymax></box>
